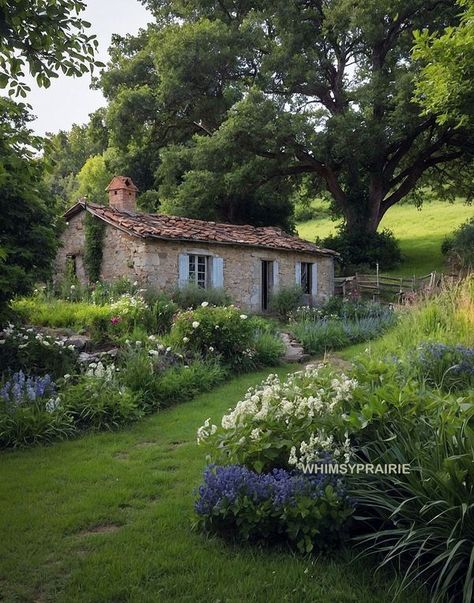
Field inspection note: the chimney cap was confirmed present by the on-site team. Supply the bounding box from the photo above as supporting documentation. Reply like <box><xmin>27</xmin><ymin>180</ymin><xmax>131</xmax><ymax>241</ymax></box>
<box><xmin>106</xmin><ymin>176</ymin><xmax>138</xmax><ymax>192</ymax></box>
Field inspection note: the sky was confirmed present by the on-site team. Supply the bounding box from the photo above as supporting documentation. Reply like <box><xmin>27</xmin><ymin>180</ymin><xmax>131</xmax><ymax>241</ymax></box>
<box><xmin>24</xmin><ymin>0</ymin><xmax>151</xmax><ymax>136</ymax></box>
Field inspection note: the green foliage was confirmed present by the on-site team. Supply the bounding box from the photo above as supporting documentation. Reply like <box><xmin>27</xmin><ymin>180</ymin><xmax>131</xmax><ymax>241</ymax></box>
<box><xmin>442</xmin><ymin>216</ymin><xmax>474</xmax><ymax>270</ymax></box>
<box><xmin>93</xmin><ymin>0</ymin><xmax>473</xmax><ymax>236</ymax></box>
<box><xmin>0</xmin><ymin>403</ymin><xmax>75</xmax><ymax>449</ymax></box>
<box><xmin>350</xmin><ymin>421</ymin><xmax>474</xmax><ymax>603</ymax></box>
<box><xmin>83</xmin><ymin>213</ymin><xmax>106</xmax><ymax>283</ymax></box>
<box><xmin>170</xmin><ymin>305</ymin><xmax>254</xmax><ymax>368</ymax></box>
<box><xmin>414</xmin><ymin>0</ymin><xmax>474</xmax><ymax>127</ymax></box>
<box><xmin>0</xmin><ymin>325</ymin><xmax>77</xmax><ymax>380</ymax></box>
<box><xmin>170</xmin><ymin>284</ymin><xmax>231</xmax><ymax>309</ymax></box>
<box><xmin>75</xmin><ymin>155</ymin><xmax>112</xmax><ymax>204</ymax></box>
<box><xmin>291</xmin><ymin>303</ymin><xmax>396</xmax><ymax>355</ymax></box>
<box><xmin>197</xmin><ymin>365</ymin><xmax>355</xmax><ymax>473</ymax></box>
<box><xmin>253</xmin><ymin>331</ymin><xmax>285</xmax><ymax>367</ymax></box>
<box><xmin>0</xmin><ymin>99</ymin><xmax>59</xmax><ymax>321</ymax></box>
<box><xmin>12</xmin><ymin>298</ymin><xmax>114</xmax><ymax>329</ymax></box>
<box><xmin>320</xmin><ymin>228</ymin><xmax>402</xmax><ymax>273</ymax></box>
<box><xmin>0</xmin><ymin>0</ymin><xmax>102</xmax><ymax>96</ymax></box>
<box><xmin>62</xmin><ymin>375</ymin><xmax>142</xmax><ymax>432</ymax></box>
<box><xmin>269</xmin><ymin>286</ymin><xmax>303</xmax><ymax>320</ymax></box>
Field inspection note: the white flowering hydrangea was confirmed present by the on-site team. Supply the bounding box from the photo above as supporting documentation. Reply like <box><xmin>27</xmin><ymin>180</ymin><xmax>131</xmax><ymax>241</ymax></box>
<box><xmin>197</xmin><ymin>363</ymin><xmax>358</xmax><ymax>472</ymax></box>
<box><xmin>110</xmin><ymin>293</ymin><xmax>148</xmax><ymax>318</ymax></box>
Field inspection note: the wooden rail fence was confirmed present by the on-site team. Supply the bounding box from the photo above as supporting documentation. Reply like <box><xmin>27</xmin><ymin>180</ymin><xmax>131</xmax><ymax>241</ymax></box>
<box><xmin>334</xmin><ymin>271</ymin><xmax>440</xmax><ymax>303</ymax></box>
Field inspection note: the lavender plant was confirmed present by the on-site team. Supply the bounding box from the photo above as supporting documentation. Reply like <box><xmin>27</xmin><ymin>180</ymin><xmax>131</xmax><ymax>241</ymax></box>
<box><xmin>195</xmin><ymin>464</ymin><xmax>354</xmax><ymax>552</ymax></box>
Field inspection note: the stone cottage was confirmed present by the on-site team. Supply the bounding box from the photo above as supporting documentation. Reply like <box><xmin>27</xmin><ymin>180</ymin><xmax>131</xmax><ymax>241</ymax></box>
<box><xmin>57</xmin><ymin>176</ymin><xmax>338</xmax><ymax>312</ymax></box>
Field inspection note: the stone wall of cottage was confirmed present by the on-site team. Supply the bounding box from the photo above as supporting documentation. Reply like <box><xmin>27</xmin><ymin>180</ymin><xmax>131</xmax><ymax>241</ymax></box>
<box><xmin>56</xmin><ymin>210</ymin><xmax>335</xmax><ymax>310</ymax></box>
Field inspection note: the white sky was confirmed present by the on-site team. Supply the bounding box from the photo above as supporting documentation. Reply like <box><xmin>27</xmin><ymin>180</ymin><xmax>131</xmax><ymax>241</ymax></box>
<box><xmin>24</xmin><ymin>0</ymin><xmax>151</xmax><ymax>136</ymax></box>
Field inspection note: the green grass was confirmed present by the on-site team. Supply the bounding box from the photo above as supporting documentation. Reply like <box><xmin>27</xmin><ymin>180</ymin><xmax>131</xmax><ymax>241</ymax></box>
<box><xmin>0</xmin><ymin>366</ymin><xmax>427</xmax><ymax>603</ymax></box>
<box><xmin>297</xmin><ymin>200</ymin><xmax>473</xmax><ymax>277</ymax></box>
<box><xmin>11</xmin><ymin>298</ymin><xmax>113</xmax><ymax>329</ymax></box>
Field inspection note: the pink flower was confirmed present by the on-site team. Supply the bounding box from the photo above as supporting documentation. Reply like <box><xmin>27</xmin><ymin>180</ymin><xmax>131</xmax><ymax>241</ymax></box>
<box><xmin>110</xmin><ymin>316</ymin><xmax>121</xmax><ymax>325</ymax></box>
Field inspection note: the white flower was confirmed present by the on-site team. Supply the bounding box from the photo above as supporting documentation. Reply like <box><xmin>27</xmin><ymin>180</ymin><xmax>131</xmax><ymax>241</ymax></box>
<box><xmin>18</xmin><ymin>343</ymin><xmax>28</xmax><ymax>349</ymax></box>
<box><xmin>166</xmin><ymin>346</ymin><xmax>171</xmax><ymax>353</ymax></box>
<box><xmin>70</xmin><ymin>285</ymin><xmax>76</xmax><ymax>290</ymax></box>
<box><xmin>133</xmin><ymin>281</ymin><xmax>138</xmax><ymax>286</ymax></box>
<box><xmin>67</xmin><ymin>345</ymin><xmax>75</xmax><ymax>351</ymax></box>
<box><xmin>208</xmin><ymin>346</ymin><xmax>214</xmax><ymax>352</ymax></box>
<box><xmin>240</xmin><ymin>314</ymin><xmax>247</xmax><ymax>320</ymax></box>
<box><xmin>157</xmin><ymin>344</ymin><xmax>165</xmax><ymax>351</ymax></box>
<box><xmin>183</xmin><ymin>337</ymin><xmax>189</xmax><ymax>343</ymax></box>
<box><xmin>64</xmin><ymin>374</ymin><xmax>71</xmax><ymax>380</ymax></box>
<box><xmin>135</xmin><ymin>341</ymin><xmax>142</xmax><ymax>346</ymax></box>
<box><xmin>42</xmin><ymin>341</ymin><xmax>50</xmax><ymax>347</ymax></box>
<box><xmin>149</xmin><ymin>350</ymin><xmax>159</xmax><ymax>356</ymax></box>
<box><xmin>192</xmin><ymin>321</ymin><xmax>200</xmax><ymax>329</ymax></box>
<box><xmin>148</xmin><ymin>335</ymin><xmax>156</xmax><ymax>341</ymax></box>
<box><xmin>201</xmin><ymin>301</ymin><xmax>209</xmax><ymax>307</ymax></box>
<box><xmin>215</xmin><ymin>325</ymin><xmax>220</xmax><ymax>330</ymax></box>
<box><xmin>0</xmin><ymin>340</ymin><xmax>5</xmax><ymax>345</ymax></box>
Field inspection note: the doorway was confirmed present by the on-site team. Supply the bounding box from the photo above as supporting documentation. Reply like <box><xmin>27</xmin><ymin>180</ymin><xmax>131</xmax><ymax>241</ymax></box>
<box><xmin>261</xmin><ymin>260</ymin><xmax>274</xmax><ymax>311</ymax></box>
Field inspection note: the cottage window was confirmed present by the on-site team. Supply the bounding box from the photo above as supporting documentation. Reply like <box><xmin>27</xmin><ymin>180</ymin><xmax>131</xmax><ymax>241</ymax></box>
<box><xmin>188</xmin><ymin>254</ymin><xmax>209</xmax><ymax>288</ymax></box>
<box><xmin>300</xmin><ymin>262</ymin><xmax>312</xmax><ymax>294</ymax></box>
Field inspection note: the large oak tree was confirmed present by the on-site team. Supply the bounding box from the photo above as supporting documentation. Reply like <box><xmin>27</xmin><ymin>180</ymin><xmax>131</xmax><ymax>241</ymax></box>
<box><xmin>100</xmin><ymin>0</ymin><xmax>474</xmax><ymax>234</ymax></box>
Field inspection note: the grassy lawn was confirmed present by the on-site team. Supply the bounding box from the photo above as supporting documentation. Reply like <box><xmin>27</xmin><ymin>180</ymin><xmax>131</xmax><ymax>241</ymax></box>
<box><xmin>0</xmin><ymin>364</ymin><xmax>427</xmax><ymax>603</ymax></box>
<box><xmin>297</xmin><ymin>200</ymin><xmax>473</xmax><ymax>277</ymax></box>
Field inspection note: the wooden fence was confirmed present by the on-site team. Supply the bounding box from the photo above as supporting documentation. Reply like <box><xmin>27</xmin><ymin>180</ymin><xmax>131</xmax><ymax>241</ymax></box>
<box><xmin>334</xmin><ymin>271</ymin><xmax>441</xmax><ymax>303</ymax></box>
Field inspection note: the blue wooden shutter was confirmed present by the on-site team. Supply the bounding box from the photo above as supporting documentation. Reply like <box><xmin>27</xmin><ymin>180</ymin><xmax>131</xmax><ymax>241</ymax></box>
<box><xmin>295</xmin><ymin>261</ymin><xmax>301</xmax><ymax>286</ymax></box>
<box><xmin>212</xmin><ymin>257</ymin><xmax>224</xmax><ymax>288</ymax></box>
<box><xmin>178</xmin><ymin>253</ymin><xmax>189</xmax><ymax>288</ymax></box>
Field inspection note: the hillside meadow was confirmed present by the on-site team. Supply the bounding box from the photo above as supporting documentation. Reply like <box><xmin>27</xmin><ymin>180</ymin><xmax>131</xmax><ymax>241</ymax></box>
<box><xmin>297</xmin><ymin>200</ymin><xmax>473</xmax><ymax>277</ymax></box>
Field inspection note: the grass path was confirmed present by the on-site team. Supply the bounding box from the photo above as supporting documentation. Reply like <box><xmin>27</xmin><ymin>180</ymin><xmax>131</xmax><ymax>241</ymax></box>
<box><xmin>0</xmin><ymin>365</ymin><xmax>427</xmax><ymax>603</ymax></box>
<box><xmin>297</xmin><ymin>200</ymin><xmax>473</xmax><ymax>277</ymax></box>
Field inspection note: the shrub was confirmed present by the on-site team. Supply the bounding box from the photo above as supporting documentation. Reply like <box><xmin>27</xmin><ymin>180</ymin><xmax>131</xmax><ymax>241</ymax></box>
<box><xmin>269</xmin><ymin>286</ymin><xmax>304</xmax><ymax>320</ymax></box>
<box><xmin>410</xmin><ymin>342</ymin><xmax>474</xmax><ymax>391</ymax></box>
<box><xmin>0</xmin><ymin>325</ymin><xmax>78</xmax><ymax>379</ymax></box>
<box><xmin>62</xmin><ymin>367</ymin><xmax>142</xmax><ymax>431</ymax></box>
<box><xmin>12</xmin><ymin>298</ymin><xmax>113</xmax><ymax>328</ymax></box>
<box><xmin>170</xmin><ymin>305</ymin><xmax>255</xmax><ymax>368</ymax></box>
<box><xmin>350</xmin><ymin>421</ymin><xmax>474</xmax><ymax>603</ymax></box>
<box><xmin>195</xmin><ymin>464</ymin><xmax>354</xmax><ymax>553</ymax></box>
<box><xmin>197</xmin><ymin>365</ymin><xmax>356</xmax><ymax>473</ymax></box>
<box><xmin>253</xmin><ymin>331</ymin><xmax>285</xmax><ymax>367</ymax></box>
<box><xmin>143</xmin><ymin>297</ymin><xmax>178</xmax><ymax>335</ymax></box>
<box><xmin>291</xmin><ymin>310</ymin><xmax>396</xmax><ymax>355</ymax></box>
<box><xmin>171</xmin><ymin>284</ymin><xmax>232</xmax><ymax>309</ymax></box>
<box><xmin>0</xmin><ymin>372</ymin><xmax>74</xmax><ymax>448</ymax></box>
<box><xmin>442</xmin><ymin>216</ymin><xmax>474</xmax><ymax>271</ymax></box>
<box><xmin>154</xmin><ymin>360</ymin><xmax>227</xmax><ymax>407</ymax></box>
<box><xmin>320</xmin><ymin>227</ymin><xmax>402</xmax><ymax>273</ymax></box>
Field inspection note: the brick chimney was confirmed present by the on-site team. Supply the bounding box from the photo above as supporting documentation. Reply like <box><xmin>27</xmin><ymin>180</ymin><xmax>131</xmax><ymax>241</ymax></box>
<box><xmin>106</xmin><ymin>176</ymin><xmax>138</xmax><ymax>213</ymax></box>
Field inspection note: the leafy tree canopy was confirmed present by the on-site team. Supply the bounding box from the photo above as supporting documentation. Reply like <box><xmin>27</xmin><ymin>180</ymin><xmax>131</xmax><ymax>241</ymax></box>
<box><xmin>414</xmin><ymin>0</ymin><xmax>474</xmax><ymax>127</ymax></box>
<box><xmin>94</xmin><ymin>0</ymin><xmax>474</xmax><ymax>234</ymax></box>
<box><xmin>0</xmin><ymin>0</ymin><xmax>103</xmax><ymax>96</ymax></box>
<box><xmin>0</xmin><ymin>99</ymin><xmax>59</xmax><ymax>318</ymax></box>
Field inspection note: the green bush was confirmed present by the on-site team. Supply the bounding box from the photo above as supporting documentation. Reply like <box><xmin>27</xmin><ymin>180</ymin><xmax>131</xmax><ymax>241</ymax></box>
<box><xmin>62</xmin><ymin>373</ymin><xmax>142</xmax><ymax>431</ymax></box>
<box><xmin>253</xmin><ymin>331</ymin><xmax>285</xmax><ymax>367</ymax></box>
<box><xmin>320</xmin><ymin>227</ymin><xmax>402</xmax><ymax>273</ymax></box>
<box><xmin>350</xmin><ymin>420</ymin><xmax>474</xmax><ymax>603</ymax></box>
<box><xmin>153</xmin><ymin>360</ymin><xmax>227</xmax><ymax>407</ymax></box>
<box><xmin>0</xmin><ymin>325</ymin><xmax>78</xmax><ymax>380</ymax></box>
<box><xmin>269</xmin><ymin>286</ymin><xmax>304</xmax><ymax>319</ymax></box>
<box><xmin>171</xmin><ymin>284</ymin><xmax>232</xmax><ymax>309</ymax></box>
<box><xmin>170</xmin><ymin>305</ymin><xmax>255</xmax><ymax>368</ymax></box>
<box><xmin>12</xmin><ymin>298</ymin><xmax>114</xmax><ymax>328</ymax></box>
<box><xmin>197</xmin><ymin>365</ymin><xmax>356</xmax><ymax>473</ymax></box>
<box><xmin>442</xmin><ymin>216</ymin><xmax>474</xmax><ymax>270</ymax></box>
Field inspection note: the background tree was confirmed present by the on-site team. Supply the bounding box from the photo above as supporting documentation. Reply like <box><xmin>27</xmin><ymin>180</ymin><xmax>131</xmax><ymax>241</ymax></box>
<box><xmin>96</xmin><ymin>0</ymin><xmax>474</xmax><ymax>242</ymax></box>
<box><xmin>413</xmin><ymin>0</ymin><xmax>474</xmax><ymax>127</ymax></box>
<box><xmin>0</xmin><ymin>0</ymin><xmax>103</xmax><ymax>96</ymax></box>
<box><xmin>0</xmin><ymin>100</ymin><xmax>59</xmax><ymax>319</ymax></box>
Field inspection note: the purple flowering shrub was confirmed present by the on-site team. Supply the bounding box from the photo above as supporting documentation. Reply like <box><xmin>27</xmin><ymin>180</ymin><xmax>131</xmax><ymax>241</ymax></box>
<box><xmin>412</xmin><ymin>343</ymin><xmax>474</xmax><ymax>391</ymax></box>
<box><xmin>195</xmin><ymin>464</ymin><xmax>354</xmax><ymax>552</ymax></box>
<box><xmin>0</xmin><ymin>371</ymin><xmax>75</xmax><ymax>447</ymax></box>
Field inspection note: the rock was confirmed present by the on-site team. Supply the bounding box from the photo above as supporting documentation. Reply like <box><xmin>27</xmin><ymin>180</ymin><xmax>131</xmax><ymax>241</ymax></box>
<box><xmin>65</xmin><ymin>335</ymin><xmax>92</xmax><ymax>351</ymax></box>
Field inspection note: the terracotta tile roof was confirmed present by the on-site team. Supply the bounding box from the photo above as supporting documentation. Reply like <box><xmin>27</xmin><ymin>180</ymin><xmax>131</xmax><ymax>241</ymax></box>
<box><xmin>64</xmin><ymin>201</ymin><xmax>338</xmax><ymax>257</ymax></box>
